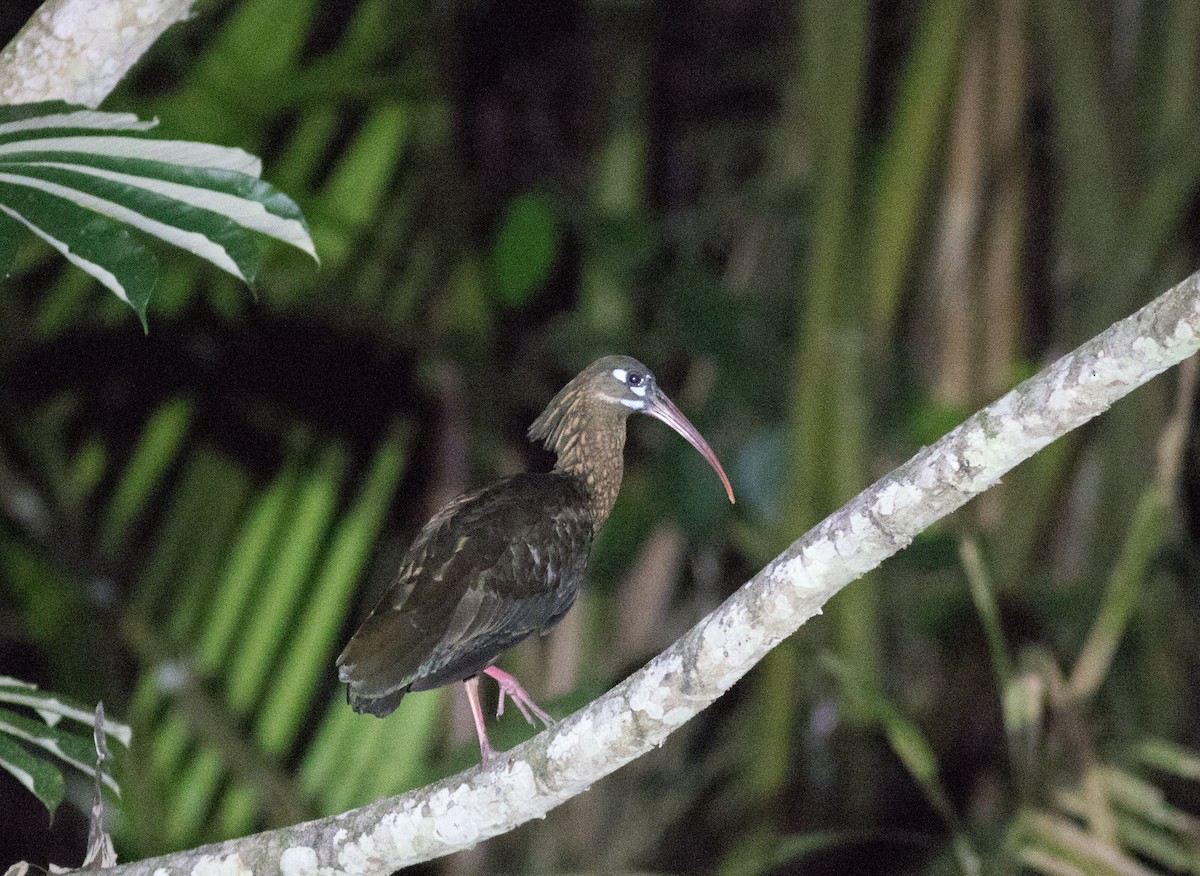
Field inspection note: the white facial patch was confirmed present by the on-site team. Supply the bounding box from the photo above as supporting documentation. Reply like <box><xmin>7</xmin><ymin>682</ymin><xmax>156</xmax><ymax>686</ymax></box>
<box><xmin>607</xmin><ymin>367</ymin><xmax>648</xmax><ymax>408</ymax></box>
<box><xmin>599</xmin><ymin>392</ymin><xmax>645</xmax><ymax>410</ymax></box>
<box><xmin>612</xmin><ymin>366</ymin><xmax>648</xmax><ymax>397</ymax></box>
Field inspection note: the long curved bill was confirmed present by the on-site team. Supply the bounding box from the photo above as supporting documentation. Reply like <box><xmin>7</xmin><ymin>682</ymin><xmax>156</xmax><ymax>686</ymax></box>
<box><xmin>645</xmin><ymin>389</ymin><xmax>736</xmax><ymax>504</ymax></box>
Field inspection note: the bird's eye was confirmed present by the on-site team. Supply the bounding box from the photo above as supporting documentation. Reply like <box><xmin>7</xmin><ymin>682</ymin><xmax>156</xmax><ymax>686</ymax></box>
<box><xmin>627</xmin><ymin>372</ymin><xmax>644</xmax><ymax>387</ymax></box>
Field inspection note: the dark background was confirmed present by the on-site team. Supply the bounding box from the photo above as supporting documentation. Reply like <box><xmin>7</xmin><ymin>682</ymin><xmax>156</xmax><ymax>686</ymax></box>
<box><xmin>3</xmin><ymin>0</ymin><xmax>1200</xmax><ymax>873</ymax></box>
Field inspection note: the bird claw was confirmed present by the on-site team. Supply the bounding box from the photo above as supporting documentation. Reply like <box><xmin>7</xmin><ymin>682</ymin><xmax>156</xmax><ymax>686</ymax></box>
<box><xmin>484</xmin><ymin>666</ymin><xmax>555</xmax><ymax>728</ymax></box>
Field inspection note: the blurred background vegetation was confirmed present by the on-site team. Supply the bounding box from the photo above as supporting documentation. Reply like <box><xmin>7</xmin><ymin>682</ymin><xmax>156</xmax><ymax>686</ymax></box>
<box><xmin>2</xmin><ymin>0</ymin><xmax>1200</xmax><ymax>873</ymax></box>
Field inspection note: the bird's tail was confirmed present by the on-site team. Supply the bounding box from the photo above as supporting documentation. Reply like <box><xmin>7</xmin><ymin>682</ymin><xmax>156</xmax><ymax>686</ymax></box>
<box><xmin>345</xmin><ymin>683</ymin><xmax>406</xmax><ymax>717</ymax></box>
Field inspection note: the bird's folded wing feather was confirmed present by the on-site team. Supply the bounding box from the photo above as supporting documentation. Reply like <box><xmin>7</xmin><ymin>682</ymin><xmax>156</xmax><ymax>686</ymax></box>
<box><xmin>337</xmin><ymin>473</ymin><xmax>592</xmax><ymax>699</ymax></box>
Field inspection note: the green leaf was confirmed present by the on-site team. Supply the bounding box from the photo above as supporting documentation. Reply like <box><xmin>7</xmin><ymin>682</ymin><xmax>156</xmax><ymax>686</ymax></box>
<box><xmin>0</xmin><ymin>101</ymin><xmax>318</xmax><ymax>328</ymax></box>
<box><xmin>0</xmin><ymin>179</ymin><xmax>156</xmax><ymax>328</ymax></box>
<box><xmin>318</xmin><ymin>105</ymin><xmax>408</xmax><ymax>227</ymax></box>
<box><xmin>822</xmin><ymin>653</ymin><xmax>970</xmax><ymax>860</ymax></box>
<box><xmin>0</xmin><ymin>678</ymin><xmax>132</xmax><ymax>747</ymax></box>
<box><xmin>865</xmin><ymin>0</ymin><xmax>971</xmax><ymax>328</ymax></box>
<box><xmin>0</xmin><ymin>151</ymin><xmax>313</xmax><ymax>250</ymax></box>
<box><xmin>1002</xmin><ymin>673</ymin><xmax>1045</xmax><ymax>745</ymax></box>
<box><xmin>1113</xmin><ymin>816</ymin><xmax>1196</xmax><ymax>874</ymax></box>
<box><xmin>299</xmin><ymin>688</ymin><xmax>440</xmax><ymax>813</ymax></box>
<box><xmin>0</xmin><ymin>131</ymin><xmax>257</xmax><ymax>175</ymax></box>
<box><xmin>772</xmin><ymin>831</ymin><xmax>879</xmax><ymax>867</ymax></box>
<box><xmin>0</xmin><ymin>207</ymin><xmax>21</xmax><ymax>277</ymax></box>
<box><xmin>0</xmin><ymin>707</ymin><xmax>119</xmax><ymax>795</ymax></box>
<box><xmin>200</xmin><ymin>0</ymin><xmax>315</xmax><ymax>85</ymax></box>
<box><xmin>1102</xmin><ymin>765</ymin><xmax>1200</xmax><ymax>840</ymax></box>
<box><xmin>1139</xmin><ymin>739</ymin><xmax>1200</xmax><ymax>782</ymax></box>
<box><xmin>492</xmin><ymin>192</ymin><xmax>560</xmax><ymax>306</ymax></box>
<box><xmin>960</xmin><ymin>539</ymin><xmax>1014</xmax><ymax>685</ymax></box>
<box><xmin>225</xmin><ymin>446</ymin><xmax>345</xmax><ymax>714</ymax></box>
<box><xmin>195</xmin><ymin>461</ymin><xmax>305</xmax><ymax>672</ymax></box>
<box><xmin>0</xmin><ymin>730</ymin><xmax>65</xmax><ymax>815</ymax></box>
<box><xmin>256</xmin><ymin>432</ymin><xmax>409</xmax><ymax>755</ymax></box>
<box><xmin>0</xmin><ymin>101</ymin><xmax>156</xmax><ymax>134</ymax></box>
<box><xmin>1069</xmin><ymin>486</ymin><xmax>1168</xmax><ymax>701</ymax></box>
<box><xmin>884</xmin><ymin>719</ymin><xmax>941</xmax><ymax>791</ymax></box>
<box><xmin>1</xmin><ymin>163</ymin><xmax>263</xmax><ymax>282</ymax></box>
<box><xmin>97</xmin><ymin>398</ymin><xmax>192</xmax><ymax>557</ymax></box>
<box><xmin>165</xmin><ymin>748</ymin><xmax>222</xmax><ymax>847</ymax></box>
<box><xmin>1021</xmin><ymin>809</ymin><xmax>1154</xmax><ymax>876</ymax></box>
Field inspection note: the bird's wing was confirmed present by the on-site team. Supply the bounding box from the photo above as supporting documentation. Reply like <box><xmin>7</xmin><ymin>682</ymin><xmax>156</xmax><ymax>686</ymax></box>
<box><xmin>336</xmin><ymin>473</ymin><xmax>592</xmax><ymax>704</ymax></box>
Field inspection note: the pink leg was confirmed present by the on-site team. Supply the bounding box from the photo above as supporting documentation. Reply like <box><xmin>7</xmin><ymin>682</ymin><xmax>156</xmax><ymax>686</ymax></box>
<box><xmin>462</xmin><ymin>676</ymin><xmax>496</xmax><ymax>765</ymax></box>
<box><xmin>483</xmin><ymin>666</ymin><xmax>555</xmax><ymax>728</ymax></box>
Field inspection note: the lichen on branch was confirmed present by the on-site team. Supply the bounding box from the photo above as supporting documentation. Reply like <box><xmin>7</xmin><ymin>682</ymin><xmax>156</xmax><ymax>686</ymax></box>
<box><xmin>97</xmin><ymin>272</ymin><xmax>1200</xmax><ymax>875</ymax></box>
<box><xmin>0</xmin><ymin>0</ymin><xmax>194</xmax><ymax>109</ymax></box>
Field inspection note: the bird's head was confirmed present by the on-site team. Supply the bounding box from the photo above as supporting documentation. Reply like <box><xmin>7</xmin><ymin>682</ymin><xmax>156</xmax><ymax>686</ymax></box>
<box><xmin>529</xmin><ymin>355</ymin><xmax>735</xmax><ymax>503</ymax></box>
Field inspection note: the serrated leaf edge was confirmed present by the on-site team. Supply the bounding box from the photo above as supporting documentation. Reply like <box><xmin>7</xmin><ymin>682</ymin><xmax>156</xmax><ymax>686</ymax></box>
<box><xmin>18</xmin><ymin>160</ymin><xmax>316</xmax><ymax>256</ymax></box>
<box><xmin>0</xmin><ymin>171</ymin><xmax>245</xmax><ymax>280</ymax></box>
<box><xmin>0</xmin><ymin>716</ymin><xmax>120</xmax><ymax>796</ymax></box>
<box><xmin>0</xmin><ymin>202</ymin><xmax>130</xmax><ymax>303</ymax></box>
<box><xmin>0</xmin><ymin>684</ymin><xmax>132</xmax><ymax>747</ymax></box>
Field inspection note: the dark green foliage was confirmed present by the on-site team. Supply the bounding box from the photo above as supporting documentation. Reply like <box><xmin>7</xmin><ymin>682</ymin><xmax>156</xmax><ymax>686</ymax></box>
<box><xmin>492</xmin><ymin>193</ymin><xmax>560</xmax><ymax>306</ymax></box>
<box><xmin>0</xmin><ymin>101</ymin><xmax>316</xmax><ymax>329</ymax></box>
<box><xmin>3</xmin><ymin>1</ymin><xmax>1200</xmax><ymax>874</ymax></box>
<box><xmin>0</xmin><ymin>679</ymin><xmax>130</xmax><ymax>817</ymax></box>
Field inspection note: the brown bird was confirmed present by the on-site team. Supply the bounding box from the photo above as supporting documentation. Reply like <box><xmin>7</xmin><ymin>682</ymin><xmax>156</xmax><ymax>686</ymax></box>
<box><xmin>336</xmin><ymin>355</ymin><xmax>734</xmax><ymax>763</ymax></box>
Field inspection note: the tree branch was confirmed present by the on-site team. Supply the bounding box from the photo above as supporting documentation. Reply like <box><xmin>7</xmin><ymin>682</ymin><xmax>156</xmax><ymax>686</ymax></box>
<box><xmin>94</xmin><ymin>274</ymin><xmax>1200</xmax><ymax>875</ymax></box>
<box><xmin>0</xmin><ymin>0</ymin><xmax>194</xmax><ymax>108</ymax></box>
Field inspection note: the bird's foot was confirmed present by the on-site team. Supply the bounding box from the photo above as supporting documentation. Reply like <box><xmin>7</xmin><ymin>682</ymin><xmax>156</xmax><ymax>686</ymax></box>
<box><xmin>464</xmin><ymin>676</ymin><xmax>497</xmax><ymax>765</ymax></box>
<box><xmin>478</xmin><ymin>739</ymin><xmax>496</xmax><ymax>765</ymax></box>
<box><xmin>483</xmin><ymin>666</ymin><xmax>555</xmax><ymax>728</ymax></box>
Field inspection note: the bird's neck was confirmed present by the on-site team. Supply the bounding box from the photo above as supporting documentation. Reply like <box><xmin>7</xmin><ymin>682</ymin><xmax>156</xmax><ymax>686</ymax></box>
<box><xmin>529</xmin><ymin>387</ymin><xmax>629</xmax><ymax>527</ymax></box>
<box><xmin>553</xmin><ymin>419</ymin><xmax>627</xmax><ymax>527</ymax></box>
